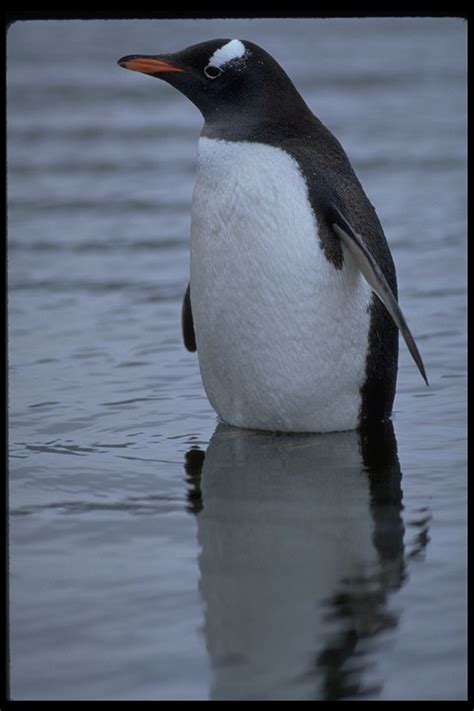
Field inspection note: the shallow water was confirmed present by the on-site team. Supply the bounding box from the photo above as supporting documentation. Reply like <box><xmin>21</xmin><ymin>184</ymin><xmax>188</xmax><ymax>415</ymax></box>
<box><xmin>8</xmin><ymin>18</ymin><xmax>467</xmax><ymax>700</ymax></box>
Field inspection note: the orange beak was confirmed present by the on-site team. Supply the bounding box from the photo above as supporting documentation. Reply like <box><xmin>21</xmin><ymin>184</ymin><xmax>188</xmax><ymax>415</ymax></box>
<box><xmin>118</xmin><ymin>56</ymin><xmax>184</xmax><ymax>76</ymax></box>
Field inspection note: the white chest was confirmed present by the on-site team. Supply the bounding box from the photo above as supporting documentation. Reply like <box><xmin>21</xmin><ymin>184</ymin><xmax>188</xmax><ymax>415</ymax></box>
<box><xmin>190</xmin><ymin>137</ymin><xmax>371</xmax><ymax>432</ymax></box>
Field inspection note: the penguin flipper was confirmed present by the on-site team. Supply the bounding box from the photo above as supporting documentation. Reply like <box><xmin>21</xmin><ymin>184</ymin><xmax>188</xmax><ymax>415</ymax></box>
<box><xmin>330</xmin><ymin>204</ymin><xmax>428</xmax><ymax>386</ymax></box>
<box><xmin>182</xmin><ymin>283</ymin><xmax>197</xmax><ymax>352</ymax></box>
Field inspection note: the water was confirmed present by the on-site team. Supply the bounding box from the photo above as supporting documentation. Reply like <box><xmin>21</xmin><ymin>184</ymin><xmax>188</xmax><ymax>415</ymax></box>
<box><xmin>7</xmin><ymin>18</ymin><xmax>467</xmax><ymax>700</ymax></box>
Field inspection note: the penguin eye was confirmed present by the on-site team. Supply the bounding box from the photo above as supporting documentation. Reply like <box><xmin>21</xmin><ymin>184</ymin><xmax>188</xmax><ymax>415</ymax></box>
<box><xmin>204</xmin><ymin>65</ymin><xmax>223</xmax><ymax>79</ymax></box>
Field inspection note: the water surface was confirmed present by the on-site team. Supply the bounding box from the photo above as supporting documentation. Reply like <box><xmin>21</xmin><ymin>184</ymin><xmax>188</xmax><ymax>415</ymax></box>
<box><xmin>8</xmin><ymin>18</ymin><xmax>467</xmax><ymax>700</ymax></box>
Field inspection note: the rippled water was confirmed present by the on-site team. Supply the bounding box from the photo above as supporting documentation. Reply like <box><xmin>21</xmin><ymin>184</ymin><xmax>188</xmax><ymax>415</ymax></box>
<box><xmin>8</xmin><ymin>18</ymin><xmax>467</xmax><ymax>700</ymax></box>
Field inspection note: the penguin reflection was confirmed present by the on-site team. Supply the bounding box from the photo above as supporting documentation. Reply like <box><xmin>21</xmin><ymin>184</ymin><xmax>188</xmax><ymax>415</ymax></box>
<box><xmin>184</xmin><ymin>422</ymin><xmax>427</xmax><ymax>700</ymax></box>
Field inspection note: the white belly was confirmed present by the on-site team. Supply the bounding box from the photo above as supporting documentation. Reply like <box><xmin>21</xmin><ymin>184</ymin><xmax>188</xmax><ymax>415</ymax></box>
<box><xmin>191</xmin><ymin>137</ymin><xmax>371</xmax><ymax>432</ymax></box>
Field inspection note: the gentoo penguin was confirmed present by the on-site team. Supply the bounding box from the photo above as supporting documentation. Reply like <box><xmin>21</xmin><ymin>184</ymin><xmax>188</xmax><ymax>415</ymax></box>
<box><xmin>118</xmin><ymin>39</ymin><xmax>427</xmax><ymax>433</ymax></box>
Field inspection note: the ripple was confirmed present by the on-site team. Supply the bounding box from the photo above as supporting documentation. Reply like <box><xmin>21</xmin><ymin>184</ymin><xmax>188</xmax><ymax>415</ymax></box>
<box><xmin>10</xmin><ymin>494</ymin><xmax>184</xmax><ymax>517</ymax></box>
<box><xmin>116</xmin><ymin>360</ymin><xmax>151</xmax><ymax>368</ymax></box>
<box><xmin>9</xmin><ymin>237</ymin><xmax>188</xmax><ymax>254</ymax></box>
<box><xmin>101</xmin><ymin>397</ymin><xmax>160</xmax><ymax>407</ymax></box>
<box><xmin>9</xmin><ymin>197</ymin><xmax>190</xmax><ymax>214</ymax></box>
<box><xmin>24</xmin><ymin>444</ymin><xmax>99</xmax><ymax>456</ymax></box>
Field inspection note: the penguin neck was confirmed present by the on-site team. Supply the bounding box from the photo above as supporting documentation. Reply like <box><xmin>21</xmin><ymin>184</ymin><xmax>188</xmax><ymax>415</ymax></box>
<box><xmin>201</xmin><ymin>103</ymin><xmax>316</xmax><ymax>144</ymax></box>
<box><xmin>200</xmin><ymin>81</ymin><xmax>316</xmax><ymax>144</ymax></box>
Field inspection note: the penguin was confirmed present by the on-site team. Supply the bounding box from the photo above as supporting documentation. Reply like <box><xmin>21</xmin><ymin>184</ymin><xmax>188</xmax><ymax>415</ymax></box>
<box><xmin>118</xmin><ymin>39</ymin><xmax>428</xmax><ymax>433</ymax></box>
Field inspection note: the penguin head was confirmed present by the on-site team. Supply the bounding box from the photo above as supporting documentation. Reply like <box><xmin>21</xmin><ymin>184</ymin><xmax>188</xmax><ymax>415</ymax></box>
<box><xmin>118</xmin><ymin>39</ymin><xmax>308</xmax><ymax>127</ymax></box>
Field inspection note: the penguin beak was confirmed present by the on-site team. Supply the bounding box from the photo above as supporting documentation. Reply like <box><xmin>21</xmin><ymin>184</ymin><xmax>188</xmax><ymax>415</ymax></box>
<box><xmin>117</xmin><ymin>55</ymin><xmax>184</xmax><ymax>76</ymax></box>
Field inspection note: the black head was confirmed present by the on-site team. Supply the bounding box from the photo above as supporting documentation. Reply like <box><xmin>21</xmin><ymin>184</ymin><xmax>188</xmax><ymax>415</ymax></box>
<box><xmin>118</xmin><ymin>39</ymin><xmax>312</xmax><ymax>133</ymax></box>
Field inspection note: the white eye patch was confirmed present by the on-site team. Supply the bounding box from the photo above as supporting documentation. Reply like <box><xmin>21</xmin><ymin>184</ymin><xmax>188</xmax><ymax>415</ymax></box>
<box><xmin>208</xmin><ymin>39</ymin><xmax>246</xmax><ymax>69</ymax></box>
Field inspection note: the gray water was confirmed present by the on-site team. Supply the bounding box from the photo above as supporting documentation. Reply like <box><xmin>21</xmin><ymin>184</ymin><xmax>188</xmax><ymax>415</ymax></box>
<box><xmin>7</xmin><ymin>18</ymin><xmax>467</xmax><ymax>700</ymax></box>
